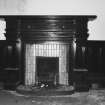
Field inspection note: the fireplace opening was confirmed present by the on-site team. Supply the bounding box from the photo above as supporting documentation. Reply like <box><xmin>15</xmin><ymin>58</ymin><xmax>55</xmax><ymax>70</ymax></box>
<box><xmin>36</xmin><ymin>56</ymin><xmax>59</xmax><ymax>88</ymax></box>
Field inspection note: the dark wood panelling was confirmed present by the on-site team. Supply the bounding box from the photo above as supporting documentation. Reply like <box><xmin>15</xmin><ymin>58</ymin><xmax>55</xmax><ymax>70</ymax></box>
<box><xmin>74</xmin><ymin>41</ymin><xmax>105</xmax><ymax>72</ymax></box>
<box><xmin>74</xmin><ymin>41</ymin><xmax>105</xmax><ymax>89</ymax></box>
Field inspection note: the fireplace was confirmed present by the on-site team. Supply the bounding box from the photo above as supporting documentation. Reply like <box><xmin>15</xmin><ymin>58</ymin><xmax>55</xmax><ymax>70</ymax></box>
<box><xmin>17</xmin><ymin>16</ymin><xmax>96</xmax><ymax>87</ymax></box>
<box><xmin>0</xmin><ymin>15</ymin><xmax>97</xmax><ymax>92</ymax></box>
<box><xmin>3</xmin><ymin>15</ymin><xmax>96</xmax><ymax>89</ymax></box>
<box><xmin>25</xmin><ymin>41</ymin><xmax>69</xmax><ymax>86</ymax></box>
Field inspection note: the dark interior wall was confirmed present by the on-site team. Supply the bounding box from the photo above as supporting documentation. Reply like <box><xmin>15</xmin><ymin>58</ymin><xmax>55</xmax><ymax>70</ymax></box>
<box><xmin>74</xmin><ymin>41</ymin><xmax>105</xmax><ymax>74</ymax></box>
<box><xmin>2</xmin><ymin>42</ymin><xmax>21</xmax><ymax>68</ymax></box>
<box><xmin>87</xmin><ymin>45</ymin><xmax>105</xmax><ymax>87</ymax></box>
<box><xmin>74</xmin><ymin>45</ymin><xmax>88</xmax><ymax>69</ymax></box>
<box><xmin>87</xmin><ymin>47</ymin><xmax>105</xmax><ymax>74</ymax></box>
<box><xmin>74</xmin><ymin>41</ymin><xmax>105</xmax><ymax>89</ymax></box>
<box><xmin>0</xmin><ymin>41</ymin><xmax>21</xmax><ymax>89</ymax></box>
<box><xmin>0</xmin><ymin>41</ymin><xmax>6</xmax><ymax>82</ymax></box>
<box><xmin>0</xmin><ymin>42</ymin><xmax>5</xmax><ymax>68</ymax></box>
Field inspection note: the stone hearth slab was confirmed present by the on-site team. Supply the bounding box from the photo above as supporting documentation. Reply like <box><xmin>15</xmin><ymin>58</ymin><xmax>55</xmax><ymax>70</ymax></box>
<box><xmin>16</xmin><ymin>85</ymin><xmax>74</xmax><ymax>96</ymax></box>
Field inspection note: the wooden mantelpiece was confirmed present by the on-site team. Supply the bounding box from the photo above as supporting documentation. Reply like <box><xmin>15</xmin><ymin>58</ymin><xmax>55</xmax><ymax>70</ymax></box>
<box><xmin>0</xmin><ymin>15</ymin><xmax>97</xmax><ymax>88</ymax></box>
<box><xmin>3</xmin><ymin>15</ymin><xmax>96</xmax><ymax>42</ymax></box>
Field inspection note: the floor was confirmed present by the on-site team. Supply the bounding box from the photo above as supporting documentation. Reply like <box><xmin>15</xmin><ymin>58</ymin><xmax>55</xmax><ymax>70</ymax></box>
<box><xmin>0</xmin><ymin>89</ymin><xmax>105</xmax><ymax>105</ymax></box>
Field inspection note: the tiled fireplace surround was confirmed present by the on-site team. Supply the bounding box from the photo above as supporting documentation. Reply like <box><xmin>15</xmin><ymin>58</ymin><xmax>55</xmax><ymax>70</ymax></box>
<box><xmin>25</xmin><ymin>41</ymin><xmax>70</xmax><ymax>86</ymax></box>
